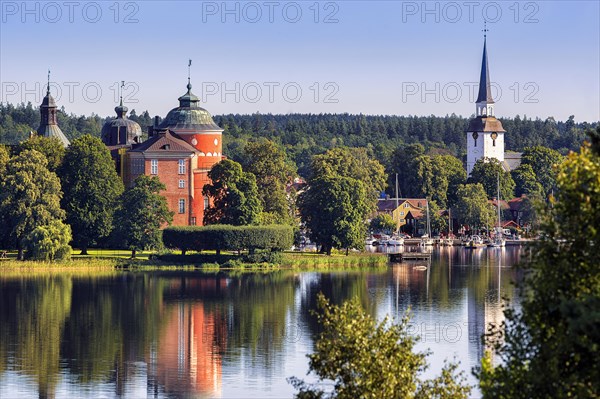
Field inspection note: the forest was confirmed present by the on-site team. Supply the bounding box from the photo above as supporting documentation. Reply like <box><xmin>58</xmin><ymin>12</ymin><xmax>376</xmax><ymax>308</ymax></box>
<box><xmin>0</xmin><ymin>101</ymin><xmax>596</xmax><ymax>178</ymax></box>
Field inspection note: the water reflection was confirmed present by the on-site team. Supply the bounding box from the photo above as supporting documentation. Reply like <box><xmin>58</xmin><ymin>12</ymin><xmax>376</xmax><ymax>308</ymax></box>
<box><xmin>0</xmin><ymin>247</ymin><xmax>521</xmax><ymax>398</ymax></box>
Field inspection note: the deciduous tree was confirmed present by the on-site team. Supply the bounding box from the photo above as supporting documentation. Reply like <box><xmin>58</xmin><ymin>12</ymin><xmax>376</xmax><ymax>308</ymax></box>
<box><xmin>468</xmin><ymin>157</ymin><xmax>515</xmax><ymax>200</ymax></box>
<box><xmin>0</xmin><ymin>150</ymin><xmax>66</xmax><ymax>259</ymax></box>
<box><xmin>454</xmin><ymin>184</ymin><xmax>495</xmax><ymax>231</ymax></box>
<box><xmin>369</xmin><ymin>213</ymin><xmax>396</xmax><ymax>235</ymax></box>
<box><xmin>289</xmin><ymin>293</ymin><xmax>471</xmax><ymax>399</ymax></box>
<box><xmin>16</xmin><ymin>134</ymin><xmax>65</xmax><ymax>172</ymax></box>
<box><xmin>203</xmin><ymin>159</ymin><xmax>262</xmax><ymax>226</ymax></box>
<box><xmin>520</xmin><ymin>145</ymin><xmax>563</xmax><ymax>196</ymax></box>
<box><xmin>113</xmin><ymin>175</ymin><xmax>173</xmax><ymax>258</ymax></box>
<box><xmin>476</xmin><ymin>129</ymin><xmax>600</xmax><ymax>398</ymax></box>
<box><xmin>511</xmin><ymin>163</ymin><xmax>544</xmax><ymax>197</ymax></box>
<box><xmin>59</xmin><ymin>135</ymin><xmax>124</xmax><ymax>254</ymax></box>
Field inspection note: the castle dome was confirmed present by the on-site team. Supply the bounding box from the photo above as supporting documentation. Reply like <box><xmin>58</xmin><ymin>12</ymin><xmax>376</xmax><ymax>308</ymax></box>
<box><xmin>101</xmin><ymin>100</ymin><xmax>142</xmax><ymax>146</ymax></box>
<box><xmin>158</xmin><ymin>81</ymin><xmax>223</xmax><ymax>135</ymax></box>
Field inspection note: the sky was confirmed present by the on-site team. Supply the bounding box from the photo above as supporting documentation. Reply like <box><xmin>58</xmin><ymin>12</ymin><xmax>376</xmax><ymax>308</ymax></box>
<box><xmin>1</xmin><ymin>1</ymin><xmax>599</xmax><ymax>122</ymax></box>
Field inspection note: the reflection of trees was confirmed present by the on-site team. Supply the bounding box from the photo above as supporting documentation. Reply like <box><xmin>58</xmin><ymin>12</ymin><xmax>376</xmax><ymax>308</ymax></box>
<box><xmin>0</xmin><ymin>276</ymin><xmax>72</xmax><ymax>399</ymax></box>
<box><xmin>61</xmin><ymin>274</ymin><xmax>166</xmax><ymax>394</ymax></box>
<box><xmin>300</xmin><ymin>271</ymin><xmax>383</xmax><ymax>341</ymax></box>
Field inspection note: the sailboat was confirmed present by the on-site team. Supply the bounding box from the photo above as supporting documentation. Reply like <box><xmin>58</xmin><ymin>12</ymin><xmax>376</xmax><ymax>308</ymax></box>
<box><xmin>420</xmin><ymin>200</ymin><xmax>434</xmax><ymax>246</ymax></box>
<box><xmin>488</xmin><ymin>173</ymin><xmax>506</xmax><ymax>248</ymax></box>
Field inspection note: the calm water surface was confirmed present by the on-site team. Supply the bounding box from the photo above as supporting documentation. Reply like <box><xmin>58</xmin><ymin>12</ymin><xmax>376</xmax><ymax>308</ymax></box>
<box><xmin>0</xmin><ymin>247</ymin><xmax>521</xmax><ymax>398</ymax></box>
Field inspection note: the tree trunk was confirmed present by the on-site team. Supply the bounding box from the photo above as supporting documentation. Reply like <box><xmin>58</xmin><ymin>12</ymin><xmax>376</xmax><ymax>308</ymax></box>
<box><xmin>17</xmin><ymin>247</ymin><xmax>24</xmax><ymax>261</ymax></box>
<box><xmin>131</xmin><ymin>249</ymin><xmax>137</xmax><ymax>259</ymax></box>
<box><xmin>182</xmin><ymin>249</ymin><xmax>187</xmax><ymax>255</ymax></box>
<box><xmin>80</xmin><ymin>245</ymin><xmax>88</xmax><ymax>255</ymax></box>
<box><xmin>345</xmin><ymin>247</ymin><xmax>349</xmax><ymax>256</ymax></box>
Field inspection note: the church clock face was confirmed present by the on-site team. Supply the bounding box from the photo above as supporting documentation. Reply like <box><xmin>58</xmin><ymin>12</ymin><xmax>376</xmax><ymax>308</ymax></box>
<box><xmin>490</xmin><ymin>132</ymin><xmax>498</xmax><ymax>140</ymax></box>
<box><xmin>472</xmin><ymin>132</ymin><xmax>479</xmax><ymax>146</ymax></box>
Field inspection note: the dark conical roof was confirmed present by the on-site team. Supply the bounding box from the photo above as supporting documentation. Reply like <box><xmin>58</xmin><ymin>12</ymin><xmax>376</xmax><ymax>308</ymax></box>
<box><xmin>476</xmin><ymin>38</ymin><xmax>494</xmax><ymax>104</ymax></box>
<box><xmin>158</xmin><ymin>80</ymin><xmax>223</xmax><ymax>135</ymax></box>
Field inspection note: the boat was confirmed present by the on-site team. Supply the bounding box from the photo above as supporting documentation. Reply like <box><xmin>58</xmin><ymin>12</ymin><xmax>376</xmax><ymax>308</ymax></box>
<box><xmin>387</xmin><ymin>236</ymin><xmax>405</xmax><ymax>246</ymax></box>
<box><xmin>365</xmin><ymin>237</ymin><xmax>376</xmax><ymax>246</ymax></box>
<box><xmin>488</xmin><ymin>173</ymin><xmax>506</xmax><ymax>248</ymax></box>
<box><xmin>420</xmin><ymin>200</ymin><xmax>434</xmax><ymax>246</ymax></box>
<box><xmin>441</xmin><ymin>237</ymin><xmax>454</xmax><ymax>246</ymax></box>
<box><xmin>464</xmin><ymin>235</ymin><xmax>486</xmax><ymax>249</ymax></box>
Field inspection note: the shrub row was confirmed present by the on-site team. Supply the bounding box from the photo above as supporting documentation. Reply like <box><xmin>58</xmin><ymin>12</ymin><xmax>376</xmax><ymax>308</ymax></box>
<box><xmin>162</xmin><ymin>225</ymin><xmax>294</xmax><ymax>255</ymax></box>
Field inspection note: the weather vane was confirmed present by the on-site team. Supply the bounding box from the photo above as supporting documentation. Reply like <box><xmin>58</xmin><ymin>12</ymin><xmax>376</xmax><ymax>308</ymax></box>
<box><xmin>483</xmin><ymin>21</ymin><xmax>489</xmax><ymax>39</ymax></box>
<box><xmin>120</xmin><ymin>80</ymin><xmax>125</xmax><ymax>105</ymax></box>
<box><xmin>188</xmin><ymin>59</ymin><xmax>192</xmax><ymax>84</ymax></box>
<box><xmin>47</xmin><ymin>69</ymin><xmax>51</xmax><ymax>93</ymax></box>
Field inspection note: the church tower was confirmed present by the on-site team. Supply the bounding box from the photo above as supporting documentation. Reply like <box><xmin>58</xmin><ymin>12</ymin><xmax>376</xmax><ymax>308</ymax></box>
<box><xmin>37</xmin><ymin>70</ymin><xmax>70</xmax><ymax>147</ymax></box>
<box><xmin>466</xmin><ymin>30</ymin><xmax>506</xmax><ymax>175</ymax></box>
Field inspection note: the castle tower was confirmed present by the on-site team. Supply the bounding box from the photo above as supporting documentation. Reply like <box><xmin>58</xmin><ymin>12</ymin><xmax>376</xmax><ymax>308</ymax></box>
<box><xmin>466</xmin><ymin>32</ymin><xmax>506</xmax><ymax>175</ymax></box>
<box><xmin>37</xmin><ymin>70</ymin><xmax>70</xmax><ymax>147</ymax></box>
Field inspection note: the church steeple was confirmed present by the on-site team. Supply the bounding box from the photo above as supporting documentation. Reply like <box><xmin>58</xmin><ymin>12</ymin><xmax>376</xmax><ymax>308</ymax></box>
<box><xmin>475</xmin><ymin>23</ymin><xmax>495</xmax><ymax>117</ymax></box>
<box><xmin>37</xmin><ymin>70</ymin><xmax>70</xmax><ymax>147</ymax></box>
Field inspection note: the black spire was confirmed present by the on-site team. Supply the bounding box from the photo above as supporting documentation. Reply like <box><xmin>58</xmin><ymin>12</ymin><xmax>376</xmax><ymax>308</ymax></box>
<box><xmin>476</xmin><ymin>25</ymin><xmax>494</xmax><ymax>104</ymax></box>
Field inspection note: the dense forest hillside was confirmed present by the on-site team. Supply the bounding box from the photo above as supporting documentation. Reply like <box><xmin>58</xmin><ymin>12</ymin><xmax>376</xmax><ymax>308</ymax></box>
<box><xmin>1</xmin><ymin>102</ymin><xmax>596</xmax><ymax>177</ymax></box>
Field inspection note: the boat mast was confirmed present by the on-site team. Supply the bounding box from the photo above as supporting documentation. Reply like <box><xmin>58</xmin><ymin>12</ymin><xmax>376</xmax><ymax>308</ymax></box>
<box><xmin>497</xmin><ymin>172</ymin><xmax>501</xmax><ymax>232</ymax></box>
<box><xmin>426</xmin><ymin>200</ymin><xmax>431</xmax><ymax>238</ymax></box>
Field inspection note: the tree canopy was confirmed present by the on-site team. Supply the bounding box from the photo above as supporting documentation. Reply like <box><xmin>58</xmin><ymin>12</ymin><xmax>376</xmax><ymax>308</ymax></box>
<box><xmin>0</xmin><ymin>150</ymin><xmax>66</xmax><ymax>259</ymax></box>
<box><xmin>453</xmin><ymin>183</ymin><xmax>495</xmax><ymax>231</ymax></box>
<box><xmin>112</xmin><ymin>175</ymin><xmax>173</xmax><ymax>257</ymax></box>
<box><xmin>15</xmin><ymin>135</ymin><xmax>65</xmax><ymax>172</ymax></box>
<box><xmin>520</xmin><ymin>146</ymin><xmax>564</xmax><ymax>197</ymax></box>
<box><xmin>289</xmin><ymin>293</ymin><xmax>471</xmax><ymax>399</ymax></box>
<box><xmin>203</xmin><ymin>159</ymin><xmax>262</xmax><ymax>226</ymax></box>
<box><xmin>477</xmin><ymin>128</ymin><xmax>600</xmax><ymax>398</ymax></box>
<box><xmin>468</xmin><ymin>158</ymin><xmax>516</xmax><ymax>200</ymax></box>
<box><xmin>59</xmin><ymin>135</ymin><xmax>124</xmax><ymax>253</ymax></box>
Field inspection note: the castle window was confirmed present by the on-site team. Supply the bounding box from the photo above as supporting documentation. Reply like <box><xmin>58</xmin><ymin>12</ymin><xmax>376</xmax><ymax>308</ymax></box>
<box><xmin>179</xmin><ymin>199</ymin><xmax>185</xmax><ymax>214</ymax></box>
<box><xmin>204</xmin><ymin>197</ymin><xmax>209</xmax><ymax>210</ymax></box>
<box><xmin>150</xmin><ymin>159</ymin><xmax>158</xmax><ymax>175</ymax></box>
<box><xmin>178</xmin><ymin>179</ymin><xmax>185</xmax><ymax>189</ymax></box>
<box><xmin>190</xmin><ymin>217</ymin><xmax>196</xmax><ymax>226</ymax></box>
<box><xmin>178</xmin><ymin>159</ymin><xmax>185</xmax><ymax>174</ymax></box>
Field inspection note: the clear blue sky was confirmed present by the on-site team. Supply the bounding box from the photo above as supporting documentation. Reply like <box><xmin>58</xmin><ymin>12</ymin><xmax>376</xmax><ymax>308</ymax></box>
<box><xmin>1</xmin><ymin>1</ymin><xmax>599</xmax><ymax>122</ymax></box>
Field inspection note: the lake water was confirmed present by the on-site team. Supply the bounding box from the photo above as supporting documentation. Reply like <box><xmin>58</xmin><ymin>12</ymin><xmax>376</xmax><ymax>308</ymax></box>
<box><xmin>0</xmin><ymin>246</ymin><xmax>521</xmax><ymax>398</ymax></box>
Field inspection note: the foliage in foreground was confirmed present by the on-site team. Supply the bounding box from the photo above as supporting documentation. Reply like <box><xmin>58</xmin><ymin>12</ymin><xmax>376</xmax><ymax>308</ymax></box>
<box><xmin>289</xmin><ymin>293</ymin><xmax>471</xmax><ymax>399</ymax></box>
<box><xmin>476</xmin><ymin>129</ymin><xmax>600</xmax><ymax>398</ymax></box>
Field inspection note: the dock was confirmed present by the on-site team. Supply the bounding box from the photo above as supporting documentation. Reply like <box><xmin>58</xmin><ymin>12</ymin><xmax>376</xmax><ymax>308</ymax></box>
<box><xmin>388</xmin><ymin>252</ymin><xmax>432</xmax><ymax>262</ymax></box>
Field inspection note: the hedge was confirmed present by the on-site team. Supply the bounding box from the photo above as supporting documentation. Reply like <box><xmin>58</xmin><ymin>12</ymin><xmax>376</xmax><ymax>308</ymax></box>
<box><xmin>162</xmin><ymin>225</ymin><xmax>294</xmax><ymax>254</ymax></box>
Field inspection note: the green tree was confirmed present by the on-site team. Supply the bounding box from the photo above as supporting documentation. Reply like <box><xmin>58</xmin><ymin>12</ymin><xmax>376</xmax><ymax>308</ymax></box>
<box><xmin>289</xmin><ymin>294</ymin><xmax>471</xmax><ymax>399</ymax></box>
<box><xmin>311</xmin><ymin>147</ymin><xmax>386</xmax><ymax>200</ymax></box>
<box><xmin>299</xmin><ymin>176</ymin><xmax>370</xmax><ymax>255</ymax></box>
<box><xmin>369</xmin><ymin>213</ymin><xmax>396</xmax><ymax>234</ymax></box>
<box><xmin>59</xmin><ymin>135</ymin><xmax>124</xmax><ymax>254</ymax></box>
<box><xmin>389</xmin><ymin>143</ymin><xmax>425</xmax><ymax>198</ymax></box>
<box><xmin>239</xmin><ymin>139</ymin><xmax>296</xmax><ymax>224</ymax></box>
<box><xmin>25</xmin><ymin>219</ymin><xmax>72</xmax><ymax>261</ymax></box>
<box><xmin>511</xmin><ymin>163</ymin><xmax>544</xmax><ymax>197</ymax></box>
<box><xmin>476</xmin><ymin>131</ymin><xmax>600</xmax><ymax>398</ymax></box>
<box><xmin>428</xmin><ymin>199</ymin><xmax>447</xmax><ymax>234</ymax></box>
<box><xmin>468</xmin><ymin>158</ymin><xmax>515</xmax><ymax>200</ymax></box>
<box><xmin>113</xmin><ymin>175</ymin><xmax>173</xmax><ymax>258</ymax></box>
<box><xmin>16</xmin><ymin>134</ymin><xmax>65</xmax><ymax>172</ymax></box>
<box><xmin>0</xmin><ymin>150</ymin><xmax>66</xmax><ymax>259</ymax></box>
<box><xmin>520</xmin><ymin>146</ymin><xmax>563</xmax><ymax>196</ymax></box>
<box><xmin>203</xmin><ymin>159</ymin><xmax>262</xmax><ymax>226</ymax></box>
<box><xmin>454</xmin><ymin>184</ymin><xmax>495</xmax><ymax>231</ymax></box>
<box><xmin>0</xmin><ymin>144</ymin><xmax>9</xmax><ymax>174</ymax></box>
<box><xmin>436</xmin><ymin>155</ymin><xmax>467</xmax><ymax>208</ymax></box>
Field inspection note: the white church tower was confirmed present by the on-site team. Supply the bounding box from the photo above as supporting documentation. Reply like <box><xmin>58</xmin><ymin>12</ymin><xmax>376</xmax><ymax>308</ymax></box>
<box><xmin>466</xmin><ymin>30</ymin><xmax>506</xmax><ymax>175</ymax></box>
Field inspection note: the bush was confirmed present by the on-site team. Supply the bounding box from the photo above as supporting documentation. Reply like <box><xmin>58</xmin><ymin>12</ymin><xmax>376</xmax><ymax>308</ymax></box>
<box><xmin>163</xmin><ymin>225</ymin><xmax>294</xmax><ymax>254</ymax></box>
<box><xmin>25</xmin><ymin>220</ymin><xmax>72</xmax><ymax>261</ymax></box>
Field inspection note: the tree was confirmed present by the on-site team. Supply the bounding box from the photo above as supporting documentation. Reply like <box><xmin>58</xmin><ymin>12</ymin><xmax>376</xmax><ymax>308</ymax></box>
<box><xmin>511</xmin><ymin>163</ymin><xmax>544</xmax><ymax>197</ymax></box>
<box><xmin>454</xmin><ymin>184</ymin><xmax>495</xmax><ymax>232</ymax></box>
<box><xmin>468</xmin><ymin>158</ymin><xmax>515</xmax><ymax>200</ymax></box>
<box><xmin>520</xmin><ymin>146</ymin><xmax>563</xmax><ymax>196</ymax></box>
<box><xmin>289</xmin><ymin>293</ymin><xmax>471</xmax><ymax>399</ymax></box>
<box><xmin>311</xmin><ymin>147</ymin><xmax>386</xmax><ymax>200</ymax></box>
<box><xmin>369</xmin><ymin>214</ymin><xmax>396</xmax><ymax>235</ymax></box>
<box><xmin>203</xmin><ymin>159</ymin><xmax>262</xmax><ymax>226</ymax></box>
<box><xmin>476</xmin><ymin>129</ymin><xmax>600</xmax><ymax>398</ymax></box>
<box><xmin>239</xmin><ymin>139</ymin><xmax>296</xmax><ymax>224</ymax></box>
<box><xmin>113</xmin><ymin>175</ymin><xmax>173</xmax><ymax>258</ymax></box>
<box><xmin>0</xmin><ymin>150</ymin><xmax>66</xmax><ymax>259</ymax></box>
<box><xmin>0</xmin><ymin>144</ymin><xmax>9</xmax><ymax>174</ymax></box>
<box><xmin>299</xmin><ymin>176</ymin><xmax>370</xmax><ymax>255</ymax></box>
<box><xmin>389</xmin><ymin>143</ymin><xmax>425</xmax><ymax>198</ymax></box>
<box><xmin>15</xmin><ymin>134</ymin><xmax>65</xmax><ymax>172</ymax></box>
<box><xmin>25</xmin><ymin>219</ymin><xmax>72</xmax><ymax>261</ymax></box>
<box><xmin>59</xmin><ymin>135</ymin><xmax>124</xmax><ymax>254</ymax></box>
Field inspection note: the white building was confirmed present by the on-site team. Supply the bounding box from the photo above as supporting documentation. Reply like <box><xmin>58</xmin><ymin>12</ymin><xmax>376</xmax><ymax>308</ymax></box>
<box><xmin>466</xmin><ymin>37</ymin><xmax>519</xmax><ymax>175</ymax></box>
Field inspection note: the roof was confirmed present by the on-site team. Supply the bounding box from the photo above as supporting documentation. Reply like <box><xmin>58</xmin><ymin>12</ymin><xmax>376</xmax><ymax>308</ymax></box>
<box><xmin>508</xmin><ymin>196</ymin><xmax>528</xmax><ymax>211</ymax></box>
<box><xmin>377</xmin><ymin>198</ymin><xmax>428</xmax><ymax>212</ymax></box>
<box><xmin>476</xmin><ymin>38</ymin><xmax>494</xmax><ymax>104</ymax></box>
<box><xmin>129</xmin><ymin>129</ymin><xmax>198</xmax><ymax>154</ymax></box>
<box><xmin>158</xmin><ymin>82</ymin><xmax>223</xmax><ymax>135</ymax></box>
<box><xmin>503</xmin><ymin>152</ymin><xmax>523</xmax><ymax>171</ymax></box>
<box><xmin>489</xmin><ymin>199</ymin><xmax>510</xmax><ymax>210</ymax></box>
<box><xmin>466</xmin><ymin>116</ymin><xmax>506</xmax><ymax>133</ymax></box>
<box><xmin>101</xmin><ymin>101</ymin><xmax>142</xmax><ymax>146</ymax></box>
<box><xmin>37</xmin><ymin>123</ymin><xmax>70</xmax><ymax>147</ymax></box>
